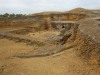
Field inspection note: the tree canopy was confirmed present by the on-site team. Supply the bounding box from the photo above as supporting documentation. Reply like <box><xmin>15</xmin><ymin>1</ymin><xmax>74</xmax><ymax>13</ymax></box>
<box><xmin>0</xmin><ymin>13</ymin><xmax>26</xmax><ymax>18</ymax></box>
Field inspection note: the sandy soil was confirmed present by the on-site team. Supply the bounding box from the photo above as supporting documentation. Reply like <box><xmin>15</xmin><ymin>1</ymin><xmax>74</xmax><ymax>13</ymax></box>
<box><xmin>28</xmin><ymin>31</ymin><xmax>60</xmax><ymax>42</ymax></box>
<box><xmin>0</xmin><ymin>27</ymin><xmax>100</xmax><ymax>75</ymax></box>
<box><xmin>0</xmin><ymin>38</ymin><xmax>100</xmax><ymax>75</ymax></box>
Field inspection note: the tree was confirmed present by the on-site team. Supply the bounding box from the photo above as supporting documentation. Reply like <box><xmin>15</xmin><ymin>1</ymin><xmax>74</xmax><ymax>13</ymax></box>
<box><xmin>0</xmin><ymin>13</ymin><xmax>25</xmax><ymax>18</ymax></box>
<box><xmin>16</xmin><ymin>14</ymin><xmax>23</xmax><ymax>17</ymax></box>
<box><xmin>9</xmin><ymin>13</ymin><xmax>15</xmax><ymax>18</ymax></box>
<box><xmin>0</xmin><ymin>14</ymin><xmax>3</xmax><ymax>18</ymax></box>
<box><xmin>3</xmin><ymin>13</ymin><xmax>9</xmax><ymax>17</ymax></box>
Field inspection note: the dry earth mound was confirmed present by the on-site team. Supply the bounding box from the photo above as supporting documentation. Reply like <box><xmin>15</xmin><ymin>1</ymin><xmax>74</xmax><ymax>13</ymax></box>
<box><xmin>75</xmin><ymin>19</ymin><xmax>100</xmax><ymax>65</ymax></box>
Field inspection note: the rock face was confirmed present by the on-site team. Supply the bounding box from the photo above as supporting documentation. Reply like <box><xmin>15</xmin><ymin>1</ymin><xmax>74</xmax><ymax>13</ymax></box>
<box><xmin>57</xmin><ymin>19</ymin><xmax>100</xmax><ymax>65</ymax></box>
<box><xmin>74</xmin><ymin>19</ymin><xmax>100</xmax><ymax>65</ymax></box>
<box><xmin>0</xmin><ymin>12</ymin><xmax>86</xmax><ymax>29</ymax></box>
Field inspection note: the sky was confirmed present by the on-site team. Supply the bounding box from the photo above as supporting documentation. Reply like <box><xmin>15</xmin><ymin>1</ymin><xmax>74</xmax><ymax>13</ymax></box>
<box><xmin>0</xmin><ymin>0</ymin><xmax>100</xmax><ymax>14</ymax></box>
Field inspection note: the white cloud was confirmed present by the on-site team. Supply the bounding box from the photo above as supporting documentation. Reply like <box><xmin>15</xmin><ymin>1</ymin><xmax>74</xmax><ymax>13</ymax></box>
<box><xmin>0</xmin><ymin>0</ymin><xmax>100</xmax><ymax>14</ymax></box>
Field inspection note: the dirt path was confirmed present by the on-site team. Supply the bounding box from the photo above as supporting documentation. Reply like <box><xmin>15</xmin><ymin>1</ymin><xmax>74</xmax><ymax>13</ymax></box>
<box><xmin>0</xmin><ymin>39</ymin><xmax>100</xmax><ymax>75</ymax></box>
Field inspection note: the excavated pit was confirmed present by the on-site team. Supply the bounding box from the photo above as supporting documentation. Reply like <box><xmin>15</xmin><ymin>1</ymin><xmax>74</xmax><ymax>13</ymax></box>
<box><xmin>0</xmin><ymin>18</ymin><xmax>100</xmax><ymax>66</ymax></box>
<box><xmin>13</xmin><ymin>21</ymin><xmax>78</xmax><ymax>58</ymax></box>
<box><xmin>50</xmin><ymin>19</ymin><xmax>100</xmax><ymax>65</ymax></box>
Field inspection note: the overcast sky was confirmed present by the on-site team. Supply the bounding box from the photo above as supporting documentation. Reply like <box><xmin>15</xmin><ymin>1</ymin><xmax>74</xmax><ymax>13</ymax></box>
<box><xmin>0</xmin><ymin>0</ymin><xmax>100</xmax><ymax>14</ymax></box>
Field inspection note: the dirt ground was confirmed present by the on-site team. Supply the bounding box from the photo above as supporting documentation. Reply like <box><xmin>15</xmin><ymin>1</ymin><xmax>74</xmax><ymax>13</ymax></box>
<box><xmin>28</xmin><ymin>30</ymin><xmax>60</xmax><ymax>42</ymax></box>
<box><xmin>0</xmin><ymin>38</ymin><xmax>100</xmax><ymax>75</ymax></box>
<box><xmin>0</xmin><ymin>28</ymin><xmax>100</xmax><ymax>75</ymax></box>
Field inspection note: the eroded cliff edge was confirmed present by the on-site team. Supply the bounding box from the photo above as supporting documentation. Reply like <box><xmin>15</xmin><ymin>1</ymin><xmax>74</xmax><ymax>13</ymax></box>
<box><xmin>73</xmin><ymin>19</ymin><xmax>100</xmax><ymax>65</ymax></box>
